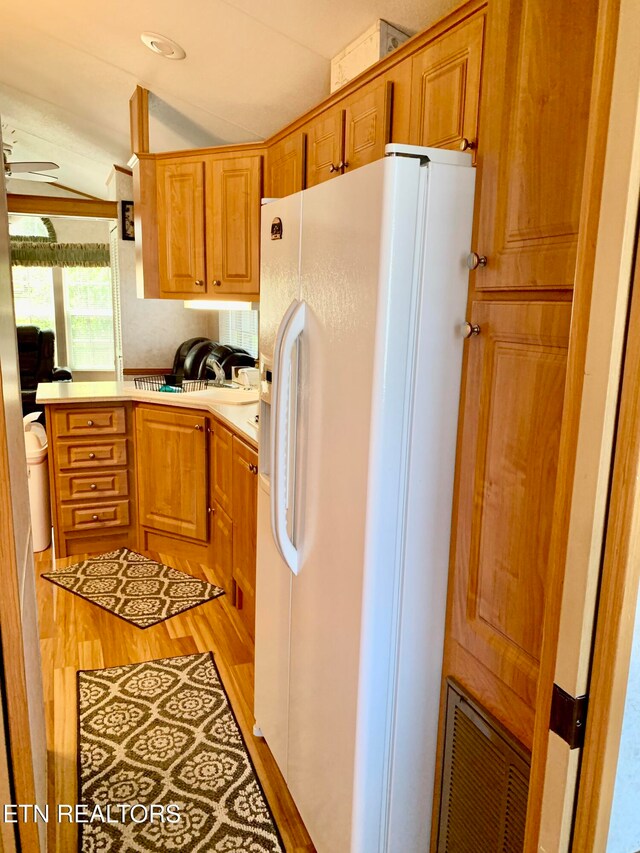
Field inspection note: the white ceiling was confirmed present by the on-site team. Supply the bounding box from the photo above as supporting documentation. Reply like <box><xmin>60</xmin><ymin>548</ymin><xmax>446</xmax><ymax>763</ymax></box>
<box><xmin>0</xmin><ymin>0</ymin><xmax>458</xmax><ymax>198</ymax></box>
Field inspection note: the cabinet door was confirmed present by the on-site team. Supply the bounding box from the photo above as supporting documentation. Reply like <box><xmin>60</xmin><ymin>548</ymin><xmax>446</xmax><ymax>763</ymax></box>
<box><xmin>450</xmin><ymin>301</ymin><xmax>571</xmax><ymax>741</ymax></box>
<box><xmin>206</xmin><ymin>155</ymin><xmax>261</xmax><ymax>295</ymax></box>
<box><xmin>409</xmin><ymin>15</ymin><xmax>484</xmax><ymax>159</ymax></box>
<box><xmin>305</xmin><ymin>108</ymin><xmax>345</xmax><ymax>188</ymax></box>
<box><xmin>266</xmin><ymin>132</ymin><xmax>306</xmax><ymax>198</ymax></box>
<box><xmin>212</xmin><ymin>503</ymin><xmax>233</xmax><ymax>594</ymax></box>
<box><xmin>231</xmin><ymin>437</ymin><xmax>258</xmax><ymax>596</ymax></box>
<box><xmin>209</xmin><ymin>420</ymin><xmax>233</xmax><ymax>515</ymax></box>
<box><xmin>471</xmin><ymin>0</ymin><xmax>598</xmax><ymax>290</ymax></box>
<box><xmin>157</xmin><ymin>160</ymin><xmax>206</xmax><ymax>296</ymax></box>
<box><xmin>343</xmin><ymin>80</ymin><xmax>392</xmax><ymax>173</ymax></box>
<box><xmin>136</xmin><ymin>406</ymin><xmax>208</xmax><ymax>541</ymax></box>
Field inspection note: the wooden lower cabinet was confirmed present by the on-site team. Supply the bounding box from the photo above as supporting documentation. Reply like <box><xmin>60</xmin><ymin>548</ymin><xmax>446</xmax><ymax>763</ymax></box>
<box><xmin>447</xmin><ymin>300</ymin><xmax>571</xmax><ymax>747</ymax></box>
<box><xmin>47</xmin><ymin>402</ymin><xmax>137</xmax><ymax>557</ymax></box>
<box><xmin>135</xmin><ymin>404</ymin><xmax>209</xmax><ymax>543</ymax></box>
<box><xmin>211</xmin><ymin>502</ymin><xmax>233</xmax><ymax>597</ymax></box>
<box><xmin>231</xmin><ymin>436</ymin><xmax>258</xmax><ymax>638</ymax></box>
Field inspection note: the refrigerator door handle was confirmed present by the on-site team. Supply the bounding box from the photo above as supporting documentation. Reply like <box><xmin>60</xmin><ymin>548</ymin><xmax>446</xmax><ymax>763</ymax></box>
<box><xmin>271</xmin><ymin>298</ymin><xmax>306</xmax><ymax>575</ymax></box>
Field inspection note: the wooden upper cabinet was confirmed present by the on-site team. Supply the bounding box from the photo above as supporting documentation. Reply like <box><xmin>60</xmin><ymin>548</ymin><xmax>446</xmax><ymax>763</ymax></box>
<box><xmin>450</xmin><ymin>301</ymin><xmax>571</xmax><ymax>732</ymax></box>
<box><xmin>343</xmin><ymin>80</ymin><xmax>393</xmax><ymax>173</ymax></box>
<box><xmin>305</xmin><ymin>108</ymin><xmax>345</xmax><ymax>188</ymax></box>
<box><xmin>471</xmin><ymin>0</ymin><xmax>598</xmax><ymax>290</ymax></box>
<box><xmin>157</xmin><ymin>160</ymin><xmax>206</xmax><ymax>296</ymax></box>
<box><xmin>266</xmin><ymin>133</ymin><xmax>306</xmax><ymax>198</ymax></box>
<box><xmin>135</xmin><ymin>405</ymin><xmax>209</xmax><ymax>542</ymax></box>
<box><xmin>409</xmin><ymin>15</ymin><xmax>484</xmax><ymax>159</ymax></box>
<box><xmin>206</xmin><ymin>154</ymin><xmax>261</xmax><ymax>295</ymax></box>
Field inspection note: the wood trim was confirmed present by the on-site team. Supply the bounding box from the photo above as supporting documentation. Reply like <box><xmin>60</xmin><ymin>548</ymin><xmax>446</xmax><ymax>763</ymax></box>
<box><xmin>523</xmin><ymin>0</ymin><xmax>630</xmax><ymax>847</ymax></box>
<box><xmin>571</xmin><ymin>213</ymin><xmax>640</xmax><ymax>850</ymax></box>
<box><xmin>0</xmin><ymin>368</ymin><xmax>42</xmax><ymax>852</ymax></box>
<box><xmin>122</xmin><ymin>367</ymin><xmax>170</xmax><ymax>375</ymax></box>
<box><xmin>129</xmin><ymin>85</ymin><xmax>149</xmax><ymax>155</ymax></box>
<box><xmin>113</xmin><ymin>164</ymin><xmax>133</xmax><ymax>177</ymax></box>
<box><xmin>6</xmin><ymin>194</ymin><xmax>117</xmax><ymax>219</ymax></box>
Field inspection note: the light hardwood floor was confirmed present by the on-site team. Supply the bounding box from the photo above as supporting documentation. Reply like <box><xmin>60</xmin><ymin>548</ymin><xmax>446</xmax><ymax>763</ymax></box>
<box><xmin>35</xmin><ymin>547</ymin><xmax>315</xmax><ymax>853</ymax></box>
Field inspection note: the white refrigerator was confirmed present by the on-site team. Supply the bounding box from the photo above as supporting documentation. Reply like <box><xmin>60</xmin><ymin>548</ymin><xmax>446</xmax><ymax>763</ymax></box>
<box><xmin>254</xmin><ymin>144</ymin><xmax>476</xmax><ymax>853</ymax></box>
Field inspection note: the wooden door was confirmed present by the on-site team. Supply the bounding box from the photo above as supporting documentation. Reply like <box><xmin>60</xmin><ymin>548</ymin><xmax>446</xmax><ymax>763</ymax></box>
<box><xmin>209</xmin><ymin>420</ymin><xmax>233</xmax><ymax>515</ymax></box>
<box><xmin>470</xmin><ymin>0</ymin><xmax>598</xmax><ymax>291</ymax></box>
<box><xmin>211</xmin><ymin>503</ymin><xmax>233</xmax><ymax>594</ymax></box>
<box><xmin>448</xmin><ymin>301</ymin><xmax>571</xmax><ymax>747</ymax></box>
<box><xmin>409</xmin><ymin>15</ymin><xmax>484</xmax><ymax>159</ymax></box>
<box><xmin>232</xmin><ymin>437</ymin><xmax>258</xmax><ymax>635</ymax></box>
<box><xmin>343</xmin><ymin>80</ymin><xmax>392</xmax><ymax>173</ymax></box>
<box><xmin>266</xmin><ymin>132</ymin><xmax>306</xmax><ymax>198</ymax></box>
<box><xmin>136</xmin><ymin>405</ymin><xmax>208</xmax><ymax>541</ymax></box>
<box><xmin>157</xmin><ymin>160</ymin><xmax>206</xmax><ymax>296</ymax></box>
<box><xmin>305</xmin><ymin>108</ymin><xmax>345</xmax><ymax>188</ymax></box>
<box><xmin>206</xmin><ymin>154</ymin><xmax>261</xmax><ymax>296</ymax></box>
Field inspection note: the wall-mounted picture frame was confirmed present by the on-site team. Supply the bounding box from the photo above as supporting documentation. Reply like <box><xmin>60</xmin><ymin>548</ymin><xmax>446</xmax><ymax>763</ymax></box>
<box><xmin>121</xmin><ymin>200</ymin><xmax>135</xmax><ymax>241</ymax></box>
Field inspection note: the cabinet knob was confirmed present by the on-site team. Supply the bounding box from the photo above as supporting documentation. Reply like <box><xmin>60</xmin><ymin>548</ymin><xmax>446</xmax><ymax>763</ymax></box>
<box><xmin>249</xmin><ymin>463</ymin><xmax>258</xmax><ymax>474</ymax></box>
<box><xmin>89</xmin><ymin>452</ymin><xmax>96</xmax><ymax>459</ymax></box>
<box><xmin>467</xmin><ymin>252</ymin><xmax>488</xmax><ymax>270</ymax></box>
<box><xmin>459</xmin><ymin>138</ymin><xmax>476</xmax><ymax>151</ymax></box>
<box><xmin>87</xmin><ymin>419</ymin><xmax>94</xmax><ymax>426</ymax></box>
<box><xmin>91</xmin><ymin>514</ymin><xmax>99</xmax><ymax>521</ymax></box>
<box><xmin>212</xmin><ymin>280</ymin><xmax>222</xmax><ymax>287</ymax></box>
<box><xmin>194</xmin><ymin>424</ymin><xmax>203</xmax><ymax>431</ymax></box>
<box><xmin>338</xmin><ymin>161</ymin><xmax>348</xmax><ymax>170</ymax></box>
<box><xmin>462</xmin><ymin>321</ymin><xmax>481</xmax><ymax>338</ymax></box>
<box><xmin>208</xmin><ymin>506</ymin><xmax>214</xmax><ymax>514</ymax></box>
<box><xmin>329</xmin><ymin>164</ymin><xmax>339</xmax><ymax>173</ymax></box>
<box><xmin>195</xmin><ymin>280</ymin><xmax>204</xmax><ymax>287</ymax></box>
<box><xmin>90</xmin><ymin>483</ymin><xmax>97</xmax><ymax>490</ymax></box>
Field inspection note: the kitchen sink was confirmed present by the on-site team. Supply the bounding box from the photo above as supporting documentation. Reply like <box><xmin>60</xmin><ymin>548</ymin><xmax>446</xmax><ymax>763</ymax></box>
<box><xmin>186</xmin><ymin>386</ymin><xmax>259</xmax><ymax>405</ymax></box>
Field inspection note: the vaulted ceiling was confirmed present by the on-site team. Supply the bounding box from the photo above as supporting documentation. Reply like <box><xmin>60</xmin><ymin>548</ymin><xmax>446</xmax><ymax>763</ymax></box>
<box><xmin>0</xmin><ymin>0</ymin><xmax>458</xmax><ymax>198</ymax></box>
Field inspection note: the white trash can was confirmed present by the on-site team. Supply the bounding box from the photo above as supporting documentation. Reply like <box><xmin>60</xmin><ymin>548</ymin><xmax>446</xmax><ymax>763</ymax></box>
<box><xmin>23</xmin><ymin>412</ymin><xmax>51</xmax><ymax>552</ymax></box>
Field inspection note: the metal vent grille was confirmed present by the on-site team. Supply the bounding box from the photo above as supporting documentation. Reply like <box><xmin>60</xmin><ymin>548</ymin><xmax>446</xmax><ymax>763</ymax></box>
<box><xmin>437</xmin><ymin>681</ymin><xmax>530</xmax><ymax>853</ymax></box>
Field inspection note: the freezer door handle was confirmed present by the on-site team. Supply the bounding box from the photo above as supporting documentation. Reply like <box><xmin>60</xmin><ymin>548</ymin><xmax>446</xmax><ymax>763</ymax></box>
<box><xmin>271</xmin><ymin>298</ymin><xmax>306</xmax><ymax>575</ymax></box>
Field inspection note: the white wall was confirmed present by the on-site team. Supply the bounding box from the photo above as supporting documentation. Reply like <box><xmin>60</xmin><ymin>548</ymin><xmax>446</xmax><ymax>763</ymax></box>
<box><xmin>108</xmin><ymin>169</ymin><xmax>214</xmax><ymax>371</ymax></box>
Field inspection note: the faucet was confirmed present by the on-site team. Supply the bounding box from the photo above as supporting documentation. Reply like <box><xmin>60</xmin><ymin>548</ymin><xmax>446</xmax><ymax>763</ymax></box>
<box><xmin>209</xmin><ymin>358</ymin><xmax>226</xmax><ymax>386</ymax></box>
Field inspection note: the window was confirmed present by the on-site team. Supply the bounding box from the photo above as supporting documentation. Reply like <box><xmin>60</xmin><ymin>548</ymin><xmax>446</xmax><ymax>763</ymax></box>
<box><xmin>62</xmin><ymin>268</ymin><xmax>114</xmax><ymax>370</ymax></box>
<box><xmin>11</xmin><ymin>266</ymin><xmax>56</xmax><ymax>332</ymax></box>
<box><xmin>218</xmin><ymin>310</ymin><xmax>258</xmax><ymax>358</ymax></box>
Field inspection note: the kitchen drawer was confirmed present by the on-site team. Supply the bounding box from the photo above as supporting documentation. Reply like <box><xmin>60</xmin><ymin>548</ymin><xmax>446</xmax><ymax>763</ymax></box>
<box><xmin>55</xmin><ymin>438</ymin><xmax>128</xmax><ymax>470</ymax></box>
<box><xmin>52</xmin><ymin>405</ymin><xmax>126</xmax><ymax>438</ymax></box>
<box><xmin>58</xmin><ymin>470</ymin><xmax>129</xmax><ymax>502</ymax></box>
<box><xmin>60</xmin><ymin>499</ymin><xmax>130</xmax><ymax>533</ymax></box>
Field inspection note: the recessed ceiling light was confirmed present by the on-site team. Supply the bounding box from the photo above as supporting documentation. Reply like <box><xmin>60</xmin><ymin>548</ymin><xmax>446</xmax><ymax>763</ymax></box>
<box><xmin>141</xmin><ymin>32</ymin><xmax>186</xmax><ymax>60</ymax></box>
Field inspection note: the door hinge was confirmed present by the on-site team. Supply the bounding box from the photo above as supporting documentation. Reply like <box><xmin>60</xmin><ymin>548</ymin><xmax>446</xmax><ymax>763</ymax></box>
<box><xmin>549</xmin><ymin>684</ymin><xmax>588</xmax><ymax>749</ymax></box>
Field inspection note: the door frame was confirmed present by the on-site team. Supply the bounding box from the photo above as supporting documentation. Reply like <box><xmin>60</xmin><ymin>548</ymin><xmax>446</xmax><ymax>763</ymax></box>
<box><xmin>525</xmin><ymin>0</ymin><xmax>640</xmax><ymax>846</ymax></box>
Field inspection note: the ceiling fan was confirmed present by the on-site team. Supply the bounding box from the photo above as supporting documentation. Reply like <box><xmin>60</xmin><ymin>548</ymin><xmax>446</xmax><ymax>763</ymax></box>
<box><xmin>3</xmin><ymin>147</ymin><xmax>59</xmax><ymax>183</ymax></box>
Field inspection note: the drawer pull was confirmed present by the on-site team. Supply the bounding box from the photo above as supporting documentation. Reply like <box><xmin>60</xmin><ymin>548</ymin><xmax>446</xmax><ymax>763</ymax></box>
<box><xmin>92</xmin><ymin>514</ymin><xmax>99</xmax><ymax>521</ymax></box>
<box><xmin>89</xmin><ymin>452</ymin><xmax>96</xmax><ymax>459</ymax></box>
<box><xmin>87</xmin><ymin>419</ymin><xmax>94</xmax><ymax>426</ymax></box>
<box><xmin>90</xmin><ymin>483</ymin><xmax>97</xmax><ymax>490</ymax></box>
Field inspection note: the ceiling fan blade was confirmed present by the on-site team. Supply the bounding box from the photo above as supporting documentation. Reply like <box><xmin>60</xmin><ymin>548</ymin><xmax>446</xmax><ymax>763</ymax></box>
<box><xmin>6</xmin><ymin>161</ymin><xmax>59</xmax><ymax>173</ymax></box>
<box><xmin>8</xmin><ymin>172</ymin><xmax>59</xmax><ymax>183</ymax></box>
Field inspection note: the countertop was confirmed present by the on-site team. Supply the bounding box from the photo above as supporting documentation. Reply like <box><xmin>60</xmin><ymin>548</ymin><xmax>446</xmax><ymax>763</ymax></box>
<box><xmin>36</xmin><ymin>381</ymin><xmax>259</xmax><ymax>448</ymax></box>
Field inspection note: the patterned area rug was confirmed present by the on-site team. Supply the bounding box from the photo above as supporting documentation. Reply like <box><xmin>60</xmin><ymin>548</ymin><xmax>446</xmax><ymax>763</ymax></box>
<box><xmin>78</xmin><ymin>653</ymin><xmax>284</xmax><ymax>853</ymax></box>
<box><xmin>43</xmin><ymin>548</ymin><xmax>224</xmax><ymax>628</ymax></box>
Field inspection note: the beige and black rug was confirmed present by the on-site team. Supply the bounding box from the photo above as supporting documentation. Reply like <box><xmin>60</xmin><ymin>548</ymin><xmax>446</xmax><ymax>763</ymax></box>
<box><xmin>78</xmin><ymin>653</ymin><xmax>284</xmax><ymax>853</ymax></box>
<box><xmin>43</xmin><ymin>548</ymin><xmax>224</xmax><ymax>628</ymax></box>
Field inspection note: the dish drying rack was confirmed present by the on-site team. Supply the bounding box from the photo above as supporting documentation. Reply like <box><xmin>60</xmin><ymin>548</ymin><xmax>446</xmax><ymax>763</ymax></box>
<box><xmin>134</xmin><ymin>374</ymin><xmax>207</xmax><ymax>393</ymax></box>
